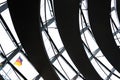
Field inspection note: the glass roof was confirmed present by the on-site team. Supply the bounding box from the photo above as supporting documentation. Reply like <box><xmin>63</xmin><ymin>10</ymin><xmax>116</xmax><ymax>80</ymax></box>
<box><xmin>40</xmin><ymin>0</ymin><xmax>84</xmax><ymax>79</ymax></box>
<box><xmin>0</xmin><ymin>0</ymin><xmax>41</xmax><ymax>80</ymax></box>
<box><xmin>80</xmin><ymin>0</ymin><xmax>120</xmax><ymax>79</ymax></box>
<box><xmin>41</xmin><ymin>0</ymin><xmax>120</xmax><ymax>79</ymax></box>
<box><xmin>0</xmin><ymin>0</ymin><xmax>120</xmax><ymax>80</ymax></box>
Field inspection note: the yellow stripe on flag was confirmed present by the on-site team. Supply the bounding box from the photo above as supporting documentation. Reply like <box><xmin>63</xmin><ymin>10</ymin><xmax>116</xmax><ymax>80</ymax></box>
<box><xmin>14</xmin><ymin>56</ymin><xmax>23</xmax><ymax>67</ymax></box>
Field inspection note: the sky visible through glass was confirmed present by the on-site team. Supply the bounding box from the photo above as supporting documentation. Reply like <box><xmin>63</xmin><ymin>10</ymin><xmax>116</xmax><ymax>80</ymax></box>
<box><xmin>0</xmin><ymin>0</ymin><xmax>120</xmax><ymax>80</ymax></box>
<box><xmin>0</xmin><ymin>0</ymin><xmax>40</xmax><ymax>80</ymax></box>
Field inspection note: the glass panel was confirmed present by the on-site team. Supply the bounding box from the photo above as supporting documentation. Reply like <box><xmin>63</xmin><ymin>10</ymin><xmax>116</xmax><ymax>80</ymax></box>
<box><xmin>79</xmin><ymin>0</ymin><xmax>120</xmax><ymax>79</ymax></box>
<box><xmin>40</xmin><ymin>0</ymin><xmax>84</xmax><ymax>79</ymax></box>
<box><xmin>0</xmin><ymin>1</ymin><xmax>41</xmax><ymax>79</ymax></box>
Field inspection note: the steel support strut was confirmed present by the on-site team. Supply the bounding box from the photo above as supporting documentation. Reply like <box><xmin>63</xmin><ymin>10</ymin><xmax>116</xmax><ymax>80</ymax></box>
<box><xmin>7</xmin><ymin>0</ymin><xmax>60</xmax><ymax>80</ymax></box>
<box><xmin>54</xmin><ymin>0</ymin><xmax>102</xmax><ymax>79</ymax></box>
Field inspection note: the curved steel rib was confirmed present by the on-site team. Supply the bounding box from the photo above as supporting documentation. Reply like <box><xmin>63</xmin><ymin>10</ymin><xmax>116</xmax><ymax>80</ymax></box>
<box><xmin>53</xmin><ymin>0</ymin><xmax>102</xmax><ymax>79</ymax></box>
<box><xmin>116</xmin><ymin>0</ymin><xmax>120</xmax><ymax>21</ymax></box>
<box><xmin>7</xmin><ymin>0</ymin><xmax>60</xmax><ymax>80</ymax></box>
<box><xmin>88</xmin><ymin>0</ymin><xmax>120</xmax><ymax>73</ymax></box>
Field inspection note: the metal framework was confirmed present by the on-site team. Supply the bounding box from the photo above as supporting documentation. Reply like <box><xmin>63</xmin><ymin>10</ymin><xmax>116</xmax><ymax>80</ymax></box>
<box><xmin>0</xmin><ymin>0</ymin><xmax>120</xmax><ymax>80</ymax></box>
<box><xmin>0</xmin><ymin>1</ymin><xmax>32</xmax><ymax>80</ymax></box>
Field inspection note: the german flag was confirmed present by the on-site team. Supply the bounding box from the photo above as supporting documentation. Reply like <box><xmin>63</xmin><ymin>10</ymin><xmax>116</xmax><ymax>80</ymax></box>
<box><xmin>14</xmin><ymin>56</ymin><xmax>23</xmax><ymax>66</ymax></box>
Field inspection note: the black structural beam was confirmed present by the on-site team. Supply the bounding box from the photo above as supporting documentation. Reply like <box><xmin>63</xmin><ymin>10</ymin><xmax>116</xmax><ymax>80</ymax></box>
<box><xmin>117</xmin><ymin>0</ymin><xmax>120</xmax><ymax>21</ymax></box>
<box><xmin>53</xmin><ymin>0</ymin><xmax>102</xmax><ymax>79</ymax></box>
<box><xmin>88</xmin><ymin>0</ymin><xmax>120</xmax><ymax>73</ymax></box>
<box><xmin>7</xmin><ymin>0</ymin><xmax>60</xmax><ymax>80</ymax></box>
